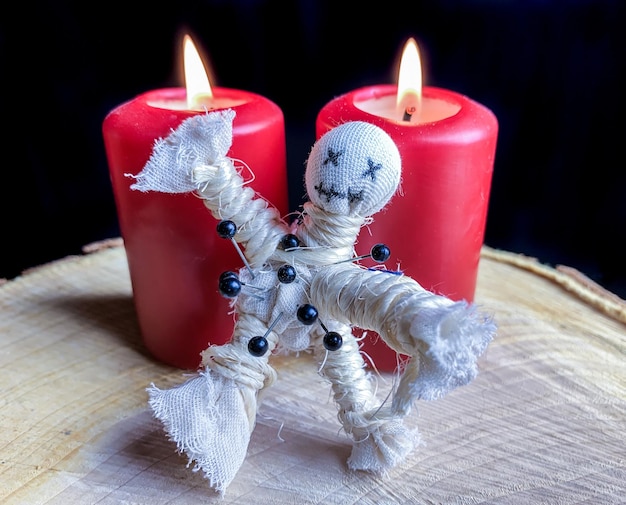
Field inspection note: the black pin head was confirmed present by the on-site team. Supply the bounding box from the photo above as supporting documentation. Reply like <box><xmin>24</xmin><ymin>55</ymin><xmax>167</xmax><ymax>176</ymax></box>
<box><xmin>279</xmin><ymin>234</ymin><xmax>300</xmax><ymax>250</ymax></box>
<box><xmin>297</xmin><ymin>304</ymin><xmax>318</xmax><ymax>325</ymax></box>
<box><xmin>323</xmin><ymin>331</ymin><xmax>343</xmax><ymax>351</ymax></box>
<box><xmin>277</xmin><ymin>264</ymin><xmax>297</xmax><ymax>283</ymax></box>
<box><xmin>248</xmin><ymin>335</ymin><xmax>269</xmax><ymax>357</ymax></box>
<box><xmin>371</xmin><ymin>243</ymin><xmax>391</xmax><ymax>263</ymax></box>
<box><xmin>219</xmin><ymin>270</ymin><xmax>239</xmax><ymax>281</ymax></box>
<box><xmin>218</xmin><ymin>274</ymin><xmax>241</xmax><ymax>298</ymax></box>
<box><xmin>217</xmin><ymin>220</ymin><xmax>237</xmax><ymax>239</ymax></box>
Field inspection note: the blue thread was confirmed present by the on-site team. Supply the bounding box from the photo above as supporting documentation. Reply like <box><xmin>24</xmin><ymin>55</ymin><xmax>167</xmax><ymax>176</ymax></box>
<box><xmin>368</xmin><ymin>267</ymin><xmax>403</xmax><ymax>275</ymax></box>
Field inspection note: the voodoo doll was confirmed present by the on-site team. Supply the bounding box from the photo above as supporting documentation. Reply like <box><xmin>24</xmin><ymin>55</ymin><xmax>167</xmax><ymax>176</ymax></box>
<box><xmin>130</xmin><ymin>109</ymin><xmax>496</xmax><ymax>495</ymax></box>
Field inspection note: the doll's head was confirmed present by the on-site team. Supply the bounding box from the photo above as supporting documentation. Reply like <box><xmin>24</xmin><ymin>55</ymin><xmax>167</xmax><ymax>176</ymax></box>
<box><xmin>304</xmin><ymin>121</ymin><xmax>401</xmax><ymax>218</ymax></box>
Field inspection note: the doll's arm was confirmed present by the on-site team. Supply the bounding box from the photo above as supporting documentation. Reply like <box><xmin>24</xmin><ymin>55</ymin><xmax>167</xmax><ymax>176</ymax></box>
<box><xmin>310</xmin><ymin>263</ymin><xmax>496</xmax><ymax>408</ymax></box>
<box><xmin>129</xmin><ymin>109</ymin><xmax>287</xmax><ymax>267</ymax></box>
<box><xmin>192</xmin><ymin>160</ymin><xmax>287</xmax><ymax>268</ymax></box>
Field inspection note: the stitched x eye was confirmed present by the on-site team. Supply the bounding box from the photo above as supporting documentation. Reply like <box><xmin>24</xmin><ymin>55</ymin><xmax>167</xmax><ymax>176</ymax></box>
<box><xmin>362</xmin><ymin>158</ymin><xmax>382</xmax><ymax>181</ymax></box>
<box><xmin>323</xmin><ymin>148</ymin><xmax>343</xmax><ymax>167</ymax></box>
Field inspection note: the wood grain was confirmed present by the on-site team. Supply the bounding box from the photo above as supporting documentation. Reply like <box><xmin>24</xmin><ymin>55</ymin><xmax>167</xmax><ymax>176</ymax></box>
<box><xmin>0</xmin><ymin>242</ymin><xmax>624</xmax><ymax>504</ymax></box>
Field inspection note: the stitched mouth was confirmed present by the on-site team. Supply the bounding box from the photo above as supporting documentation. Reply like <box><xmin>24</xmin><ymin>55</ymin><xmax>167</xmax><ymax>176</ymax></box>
<box><xmin>314</xmin><ymin>181</ymin><xmax>364</xmax><ymax>204</ymax></box>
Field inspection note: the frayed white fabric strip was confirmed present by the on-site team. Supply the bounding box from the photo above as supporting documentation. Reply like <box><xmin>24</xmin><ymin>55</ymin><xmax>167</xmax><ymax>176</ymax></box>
<box><xmin>147</xmin><ymin>371</ymin><xmax>250</xmax><ymax>495</ymax></box>
<box><xmin>128</xmin><ymin>109</ymin><xmax>236</xmax><ymax>194</ymax></box>
<box><xmin>148</xmin><ymin>315</ymin><xmax>280</xmax><ymax>495</ymax></box>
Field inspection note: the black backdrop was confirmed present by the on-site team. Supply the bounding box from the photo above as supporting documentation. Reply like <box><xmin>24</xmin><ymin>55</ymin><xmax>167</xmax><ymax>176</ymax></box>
<box><xmin>2</xmin><ymin>0</ymin><xmax>625</xmax><ymax>297</ymax></box>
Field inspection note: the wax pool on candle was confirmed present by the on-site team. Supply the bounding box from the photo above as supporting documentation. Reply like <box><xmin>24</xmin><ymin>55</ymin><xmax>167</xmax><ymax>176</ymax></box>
<box><xmin>103</xmin><ymin>87</ymin><xmax>288</xmax><ymax>370</ymax></box>
<box><xmin>317</xmin><ymin>84</ymin><xmax>498</xmax><ymax>371</ymax></box>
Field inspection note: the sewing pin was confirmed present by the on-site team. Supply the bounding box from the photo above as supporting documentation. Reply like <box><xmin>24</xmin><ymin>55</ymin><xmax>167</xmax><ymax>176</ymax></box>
<box><xmin>296</xmin><ymin>304</ymin><xmax>343</xmax><ymax>351</ymax></box>
<box><xmin>218</xmin><ymin>270</ymin><xmax>265</xmax><ymax>299</ymax></box>
<box><xmin>248</xmin><ymin>312</ymin><xmax>284</xmax><ymax>357</ymax></box>
<box><xmin>336</xmin><ymin>243</ymin><xmax>391</xmax><ymax>265</ymax></box>
<box><xmin>217</xmin><ymin>219</ymin><xmax>255</xmax><ymax>278</ymax></box>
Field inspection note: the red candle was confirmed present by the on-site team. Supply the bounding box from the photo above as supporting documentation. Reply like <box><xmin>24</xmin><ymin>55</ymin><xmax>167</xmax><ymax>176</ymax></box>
<box><xmin>102</xmin><ymin>40</ymin><xmax>288</xmax><ymax>370</ymax></box>
<box><xmin>316</xmin><ymin>40</ymin><xmax>498</xmax><ymax>371</ymax></box>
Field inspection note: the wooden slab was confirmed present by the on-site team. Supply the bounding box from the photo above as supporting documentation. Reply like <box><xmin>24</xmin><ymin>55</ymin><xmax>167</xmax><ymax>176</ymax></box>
<box><xmin>1</xmin><ymin>240</ymin><xmax>624</xmax><ymax>504</ymax></box>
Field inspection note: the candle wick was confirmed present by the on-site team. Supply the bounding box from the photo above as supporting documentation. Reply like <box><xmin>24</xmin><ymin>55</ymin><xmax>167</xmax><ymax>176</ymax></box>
<box><xmin>402</xmin><ymin>106</ymin><xmax>417</xmax><ymax>122</ymax></box>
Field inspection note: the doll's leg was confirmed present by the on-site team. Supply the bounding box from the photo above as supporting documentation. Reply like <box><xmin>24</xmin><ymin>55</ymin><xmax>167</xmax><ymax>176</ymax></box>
<box><xmin>201</xmin><ymin>316</ymin><xmax>280</xmax><ymax>425</ymax></box>
<box><xmin>149</xmin><ymin>315</ymin><xmax>278</xmax><ymax>495</ymax></box>
<box><xmin>312</xmin><ymin>323</ymin><xmax>419</xmax><ymax>474</ymax></box>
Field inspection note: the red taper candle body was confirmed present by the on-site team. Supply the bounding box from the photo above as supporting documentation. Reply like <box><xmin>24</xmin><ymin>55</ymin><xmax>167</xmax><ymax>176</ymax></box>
<box><xmin>317</xmin><ymin>84</ymin><xmax>498</xmax><ymax>371</ymax></box>
<box><xmin>103</xmin><ymin>87</ymin><xmax>287</xmax><ymax>369</ymax></box>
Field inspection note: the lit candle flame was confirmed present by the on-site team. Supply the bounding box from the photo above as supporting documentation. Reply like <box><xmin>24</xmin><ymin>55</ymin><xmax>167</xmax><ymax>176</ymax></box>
<box><xmin>184</xmin><ymin>35</ymin><xmax>213</xmax><ymax>109</ymax></box>
<box><xmin>396</xmin><ymin>38</ymin><xmax>422</xmax><ymax>122</ymax></box>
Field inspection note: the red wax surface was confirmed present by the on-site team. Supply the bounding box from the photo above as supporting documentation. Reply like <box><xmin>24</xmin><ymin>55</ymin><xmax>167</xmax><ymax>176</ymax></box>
<box><xmin>317</xmin><ymin>84</ymin><xmax>498</xmax><ymax>371</ymax></box>
<box><xmin>103</xmin><ymin>88</ymin><xmax>288</xmax><ymax>369</ymax></box>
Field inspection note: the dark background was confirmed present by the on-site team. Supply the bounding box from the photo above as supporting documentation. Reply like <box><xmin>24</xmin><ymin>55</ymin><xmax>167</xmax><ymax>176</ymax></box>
<box><xmin>2</xmin><ymin>0</ymin><xmax>625</xmax><ymax>297</ymax></box>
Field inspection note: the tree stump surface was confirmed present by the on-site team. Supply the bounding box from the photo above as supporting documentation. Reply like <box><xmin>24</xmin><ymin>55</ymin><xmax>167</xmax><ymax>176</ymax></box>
<box><xmin>1</xmin><ymin>240</ymin><xmax>624</xmax><ymax>504</ymax></box>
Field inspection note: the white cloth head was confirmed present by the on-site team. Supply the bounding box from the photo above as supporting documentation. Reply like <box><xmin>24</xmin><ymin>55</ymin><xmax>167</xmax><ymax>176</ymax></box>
<box><xmin>305</xmin><ymin>121</ymin><xmax>401</xmax><ymax>218</ymax></box>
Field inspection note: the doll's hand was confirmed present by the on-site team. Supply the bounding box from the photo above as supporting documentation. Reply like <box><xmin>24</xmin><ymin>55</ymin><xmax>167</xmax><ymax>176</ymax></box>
<box><xmin>390</xmin><ymin>300</ymin><xmax>496</xmax><ymax>414</ymax></box>
<box><xmin>129</xmin><ymin>109</ymin><xmax>235</xmax><ymax>194</ymax></box>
